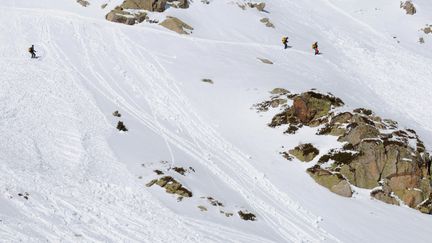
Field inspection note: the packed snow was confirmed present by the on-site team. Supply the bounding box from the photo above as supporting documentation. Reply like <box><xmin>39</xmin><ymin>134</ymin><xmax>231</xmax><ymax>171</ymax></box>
<box><xmin>1</xmin><ymin>0</ymin><xmax>432</xmax><ymax>242</ymax></box>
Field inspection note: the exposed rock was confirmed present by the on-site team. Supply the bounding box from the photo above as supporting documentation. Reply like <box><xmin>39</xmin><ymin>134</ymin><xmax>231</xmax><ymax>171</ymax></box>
<box><xmin>260</xmin><ymin>18</ymin><xmax>274</xmax><ymax>28</ymax></box>
<box><xmin>106</xmin><ymin>9</ymin><xmax>137</xmax><ymax>25</ymax></box>
<box><xmin>270</xmin><ymin>88</ymin><xmax>289</xmax><ymax>95</ymax></box>
<box><xmin>417</xmin><ymin>196</ymin><xmax>432</xmax><ymax>214</ymax></box>
<box><xmin>307</xmin><ymin>165</ymin><xmax>353</xmax><ymax>197</ymax></box>
<box><xmin>148</xmin><ymin>176</ymin><xmax>193</xmax><ymax>198</ymax></box>
<box><xmin>289</xmin><ymin>143</ymin><xmax>319</xmax><ymax>162</ymax></box>
<box><xmin>116</xmin><ymin>121</ymin><xmax>128</xmax><ymax>132</ymax></box>
<box><xmin>101</xmin><ymin>3</ymin><xmax>108</xmax><ymax>9</ymax></box>
<box><xmin>268</xmin><ymin>91</ymin><xmax>343</xmax><ymax>129</ymax></box>
<box><xmin>113</xmin><ymin>110</ymin><xmax>121</xmax><ymax>117</ymax></box>
<box><xmin>202</xmin><ymin>78</ymin><xmax>213</xmax><ymax>84</ymax></box>
<box><xmin>198</xmin><ymin>205</ymin><xmax>208</xmax><ymax>212</ymax></box>
<box><xmin>160</xmin><ymin>16</ymin><xmax>193</xmax><ymax>34</ymax></box>
<box><xmin>121</xmin><ymin>0</ymin><xmax>167</xmax><ymax>12</ymax></box>
<box><xmin>371</xmin><ymin>189</ymin><xmax>400</xmax><ymax>205</ymax></box>
<box><xmin>238</xmin><ymin>211</ymin><xmax>257</xmax><ymax>221</ymax></box>
<box><xmin>77</xmin><ymin>0</ymin><xmax>90</xmax><ymax>7</ymax></box>
<box><xmin>400</xmin><ymin>1</ymin><xmax>416</xmax><ymax>15</ymax></box>
<box><xmin>260</xmin><ymin>88</ymin><xmax>432</xmax><ymax>213</ymax></box>
<box><xmin>257</xmin><ymin>57</ymin><xmax>273</xmax><ymax>64</ymax></box>
<box><xmin>167</xmin><ymin>0</ymin><xmax>189</xmax><ymax>9</ymax></box>
<box><xmin>247</xmin><ymin>2</ymin><xmax>266</xmax><ymax>11</ymax></box>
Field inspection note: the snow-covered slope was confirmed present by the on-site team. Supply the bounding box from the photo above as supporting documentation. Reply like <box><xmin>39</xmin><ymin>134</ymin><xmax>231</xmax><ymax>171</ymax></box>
<box><xmin>1</xmin><ymin>0</ymin><xmax>432</xmax><ymax>242</ymax></box>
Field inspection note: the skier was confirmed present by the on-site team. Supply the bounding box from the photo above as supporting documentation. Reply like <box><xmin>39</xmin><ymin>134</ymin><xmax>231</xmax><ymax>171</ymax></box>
<box><xmin>282</xmin><ymin>36</ymin><xmax>289</xmax><ymax>49</ymax></box>
<box><xmin>312</xmin><ymin>42</ymin><xmax>319</xmax><ymax>55</ymax></box>
<box><xmin>28</xmin><ymin>45</ymin><xmax>36</xmax><ymax>59</ymax></box>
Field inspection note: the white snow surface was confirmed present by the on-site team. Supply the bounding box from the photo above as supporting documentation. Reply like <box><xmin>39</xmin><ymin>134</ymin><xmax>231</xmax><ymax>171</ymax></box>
<box><xmin>1</xmin><ymin>0</ymin><xmax>432</xmax><ymax>242</ymax></box>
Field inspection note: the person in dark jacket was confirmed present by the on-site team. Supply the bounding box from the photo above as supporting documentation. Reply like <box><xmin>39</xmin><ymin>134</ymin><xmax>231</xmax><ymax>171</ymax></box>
<box><xmin>28</xmin><ymin>45</ymin><xmax>36</xmax><ymax>58</ymax></box>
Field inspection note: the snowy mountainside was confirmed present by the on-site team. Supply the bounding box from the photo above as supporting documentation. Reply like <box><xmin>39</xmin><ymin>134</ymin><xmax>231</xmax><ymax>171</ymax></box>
<box><xmin>1</xmin><ymin>0</ymin><xmax>432</xmax><ymax>242</ymax></box>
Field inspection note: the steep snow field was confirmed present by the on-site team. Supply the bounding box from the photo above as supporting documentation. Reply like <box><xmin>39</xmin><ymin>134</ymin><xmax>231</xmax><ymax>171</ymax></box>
<box><xmin>1</xmin><ymin>0</ymin><xmax>432</xmax><ymax>242</ymax></box>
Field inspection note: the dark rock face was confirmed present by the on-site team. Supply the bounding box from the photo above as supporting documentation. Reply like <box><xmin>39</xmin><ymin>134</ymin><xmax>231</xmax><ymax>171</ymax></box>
<box><xmin>256</xmin><ymin>88</ymin><xmax>432</xmax><ymax>214</ymax></box>
<box><xmin>238</xmin><ymin>211</ymin><xmax>257</xmax><ymax>221</ymax></box>
<box><xmin>116</xmin><ymin>121</ymin><xmax>128</xmax><ymax>132</ymax></box>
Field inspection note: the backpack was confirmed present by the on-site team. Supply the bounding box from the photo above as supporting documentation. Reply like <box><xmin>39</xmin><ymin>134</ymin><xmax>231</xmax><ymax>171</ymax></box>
<box><xmin>312</xmin><ymin>43</ymin><xmax>317</xmax><ymax>49</ymax></box>
<box><xmin>28</xmin><ymin>47</ymin><xmax>33</xmax><ymax>52</ymax></box>
<box><xmin>282</xmin><ymin>37</ymin><xmax>288</xmax><ymax>43</ymax></box>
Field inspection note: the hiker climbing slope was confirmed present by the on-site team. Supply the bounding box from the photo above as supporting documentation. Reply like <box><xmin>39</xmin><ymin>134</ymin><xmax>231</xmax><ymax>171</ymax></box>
<box><xmin>282</xmin><ymin>36</ymin><xmax>289</xmax><ymax>49</ymax></box>
<box><xmin>312</xmin><ymin>42</ymin><xmax>319</xmax><ymax>55</ymax></box>
<box><xmin>28</xmin><ymin>45</ymin><xmax>36</xmax><ymax>58</ymax></box>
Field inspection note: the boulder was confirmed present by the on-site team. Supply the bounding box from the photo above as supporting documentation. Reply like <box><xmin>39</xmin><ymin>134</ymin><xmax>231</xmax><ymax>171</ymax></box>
<box><xmin>147</xmin><ymin>176</ymin><xmax>193</xmax><ymax>198</ymax></box>
<box><xmin>160</xmin><ymin>16</ymin><xmax>193</xmax><ymax>34</ymax></box>
<box><xmin>307</xmin><ymin>165</ymin><xmax>353</xmax><ymax>197</ymax></box>
<box><xmin>400</xmin><ymin>1</ymin><xmax>416</xmax><ymax>15</ymax></box>
<box><xmin>106</xmin><ymin>10</ymin><xmax>137</xmax><ymax>25</ymax></box>
<box><xmin>121</xmin><ymin>0</ymin><xmax>167</xmax><ymax>12</ymax></box>
<box><xmin>289</xmin><ymin>144</ymin><xmax>319</xmax><ymax>162</ymax></box>
<box><xmin>371</xmin><ymin>189</ymin><xmax>400</xmax><ymax>205</ymax></box>
<box><xmin>238</xmin><ymin>211</ymin><xmax>257</xmax><ymax>221</ymax></box>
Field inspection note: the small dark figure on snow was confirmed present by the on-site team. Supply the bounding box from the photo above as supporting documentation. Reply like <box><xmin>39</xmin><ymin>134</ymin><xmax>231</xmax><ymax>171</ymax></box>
<box><xmin>28</xmin><ymin>45</ymin><xmax>36</xmax><ymax>58</ymax></box>
<box><xmin>312</xmin><ymin>42</ymin><xmax>319</xmax><ymax>55</ymax></box>
<box><xmin>282</xmin><ymin>36</ymin><xmax>289</xmax><ymax>49</ymax></box>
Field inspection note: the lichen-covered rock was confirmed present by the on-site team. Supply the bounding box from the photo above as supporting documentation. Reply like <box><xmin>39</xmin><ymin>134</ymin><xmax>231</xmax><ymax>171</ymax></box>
<box><xmin>260</xmin><ymin>88</ymin><xmax>432</xmax><ymax>213</ymax></box>
<box><xmin>371</xmin><ymin>189</ymin><xmax>400</xmax><ymax>205</ymax></box>
<box><xmin>400</xmin><ymin>1</ymin><xmax>416</xmax><ymax>15</ymax></box>
<box><xmin>307</xmin><ymin>165</ymin><xmax>353</xmax><ymax>197</ymax></box>
<box><xmin>160</xmin><ymin>16</ymin><xmax>193</xmax><ymax>34</ymax></box>
<box><xmin>289</xmin><ymin>143</ymin><xmax>319</xmax><ymax>162</ymax></box>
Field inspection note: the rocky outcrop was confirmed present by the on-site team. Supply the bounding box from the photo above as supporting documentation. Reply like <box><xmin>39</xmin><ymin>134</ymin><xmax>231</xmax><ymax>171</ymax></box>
<box><xmin>307</xmin><ymin>165</ymin><xmax>353</xmax><ymax>197</ymax></box>
<box><xmin>400</xmin><ymin>1</ymin><xmax>416</xmax><ymax>15</ymax></box>
<box><xmin>116</xmin><ymin>121</ymin><xmax>128</xmax><ymax>131</ymax></box>
<box><xmin>289</xmin><ymin>143</ymin><xmax>319</xmax><ymax>162</ymax></box>
<box><xmin>267</xmin><ymin>91</ymin><xmax>343</xmax><ymax>133</ymax></box>
<box><xmin>121</xmin><ymin>0</ymin><xmax>167</xmax><ymax>12</ymax></box>
<box><xmin>238</xmin><ymin>211</ymin><xmax>257</xmax><ymax>221</ymax></box>
<box><xmin>160</xmin><ymin>16</ymin><xmax>193</xmax><ymax>34</ymax></box>
<box><xmin>105</xmin><ymin>7</ymin><xmax>148</xmax><ymax>25</ymax></box>
<box><xmin>257</xmin><ymin>89</ymin><xmax>432</xmax><ymax>214</ymax></box>
<box><xmin>147</xmin><ymin>176</ymin><xmax>193</xmax><ymax>198</ymax></box>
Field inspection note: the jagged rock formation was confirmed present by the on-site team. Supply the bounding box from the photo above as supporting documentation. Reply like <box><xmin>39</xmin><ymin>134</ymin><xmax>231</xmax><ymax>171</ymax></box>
<box><xmin>160</xmin><ymin>16</ymin><xmax>193</xmax><ymax>34</ymax></box>
<box><xmin>256</xmin><ymin>89</ymin><xmax>432</xmax><ymax>214</ymax></box>
<box><xmin>400</xmin><ymin>1</ymin><xmax>416</xmax><ymax>15</ymax></box>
